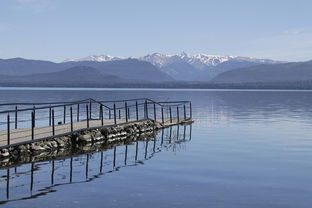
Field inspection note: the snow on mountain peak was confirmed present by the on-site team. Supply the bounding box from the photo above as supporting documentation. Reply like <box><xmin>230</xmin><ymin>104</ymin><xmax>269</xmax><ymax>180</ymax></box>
<box><xmin>64</xmin><ymin>55</ymin><xmax>124</xmax><ymax>62</ymax></box>
<box><xmin>140</xmin><ymin>52</ymin><xmax>239</xmax><ymax>69</ymax></box>
<box><xmin>64</xmin><ymin>52</ymin><xmax>281</xmax><ymax>69</ymax></box>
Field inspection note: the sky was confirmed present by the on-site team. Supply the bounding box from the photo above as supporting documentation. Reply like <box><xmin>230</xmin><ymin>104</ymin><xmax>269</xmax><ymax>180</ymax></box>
<box><xmin>0</xmin><ymin>0</ymin><xmax>312</xmax><ymax>62</ymax></box>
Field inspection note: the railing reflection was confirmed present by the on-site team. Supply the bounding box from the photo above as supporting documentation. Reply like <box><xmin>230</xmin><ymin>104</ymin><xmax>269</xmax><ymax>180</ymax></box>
<box><xmin>0</xmin><ymin>124</ymin><xmax>192</xmax><ymax>205</ymax></box>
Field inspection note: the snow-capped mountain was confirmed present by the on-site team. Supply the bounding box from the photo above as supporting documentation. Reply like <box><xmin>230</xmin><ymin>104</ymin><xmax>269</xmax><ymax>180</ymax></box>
<box><xmin>140</xmin><ymin>52</ymin><xmax>280</xmax><ymax>69</ymax></box>
<box><xmin>64</xmin><ymin>55</ymin><xmax>124</xmax><ymax>62</ymax></box>
<box><xmin>65</xmin><ymin>52</ymin><xmax>280</xmax><ymax>67</ymax></box>
<box><xmin>140</xmin><ymin>52</ymin><xmax>235</xmax><ymax>69</ymax></box>
<box><xmin>139</xmin><ymin>52</ymin><xmax>283</xmax><ymax>80</ymax></box>
<box><xmin>65</xmin><ymin>53</ymin><xmax>283</xmax><ymax>81</ymax></box>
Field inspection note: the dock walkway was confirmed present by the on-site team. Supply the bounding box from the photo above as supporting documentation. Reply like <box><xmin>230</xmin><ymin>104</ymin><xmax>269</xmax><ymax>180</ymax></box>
<box><xmin>0</xmin><ymin>98</ymin><xmax>191</xmax><ymax>149</ymax></box>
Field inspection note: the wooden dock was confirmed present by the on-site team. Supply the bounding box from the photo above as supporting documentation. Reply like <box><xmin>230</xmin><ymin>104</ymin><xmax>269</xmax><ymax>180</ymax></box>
<box><xmin>0</xmin><ymin>118</ymin><xmax>181</xmax><ymax>147</ymax></box>
<box><xmin>0</xmin><ymin>98</ymin><xmax>191</xmax><ymax>149</ymax></box>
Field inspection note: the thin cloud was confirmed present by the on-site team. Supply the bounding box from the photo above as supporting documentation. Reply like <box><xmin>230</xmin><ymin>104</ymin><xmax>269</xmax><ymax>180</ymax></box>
<box><xmin>16</xmin><ymin>0</ymin><xmax>53</xmax><ymax>12</ymax></box>
<box><xmin>241</xmin><ymin>28</ymin><xmax>312</xmax><ymax>62</ymax></box>
<box><xmin>283</xmin><ymin>28</ymin><xmax>312</xmax><ymax>35</ymax></box>
<box><xmin>0</xmin><ymin>23</ymin><xmax>11</xmax><ymax>32</ymax></box>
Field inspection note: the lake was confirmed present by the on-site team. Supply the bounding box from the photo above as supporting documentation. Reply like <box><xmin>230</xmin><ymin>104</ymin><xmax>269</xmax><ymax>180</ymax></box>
<box><xmin>1</xmin><ymin>87</ymin><xmax>312</xmax><ymax>208</ymax></box>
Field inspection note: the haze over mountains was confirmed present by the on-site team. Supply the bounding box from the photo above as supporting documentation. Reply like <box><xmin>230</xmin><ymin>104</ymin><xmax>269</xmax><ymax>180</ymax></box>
<box><xmin>0</xmin><ymin>52</ymin><xmax>312</xmax><ymax>89</ymax></box>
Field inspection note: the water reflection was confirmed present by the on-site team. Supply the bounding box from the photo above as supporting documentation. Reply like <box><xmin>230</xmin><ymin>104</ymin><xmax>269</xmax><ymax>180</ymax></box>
<box><xmin>0</xmin><ymin>124</ymin><xmax>192</xmax><ymax>205</ymax></box>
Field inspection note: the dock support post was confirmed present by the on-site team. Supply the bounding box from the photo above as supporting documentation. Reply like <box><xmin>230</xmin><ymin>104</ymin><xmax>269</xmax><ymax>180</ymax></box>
<box><xmin>52</xmin><ymin>109</ymin><xmax>55</xmax><ymax>136</ymax></box>
<box><xmin>128</xmin><ymin>107</ymin><xmax>130</xmax><ymax>120</ymax></box>
<box><xmin>86</xmin><ymin>105</ymin><xmax>89</xmax><ymax>128</ymax></box>
<box><xmin>118</xmin><ymin>110</ymin><xmax>121</xmax><ymax>119</ymax></box>
<box><xmin>15</xmin><ymin>106</ymin><xmax>18</xmax><ymax>129</ymax></box>
<box><xmin>136</xmin><ymin>101</ymin><xmax>139</xmax><ymax>120</ymax></box>
<box><xmin>113</xmin><ymin>103</ymin><xmax>117</xmax><ymax>124</ymax></box>
<box><xmin>109</xmin><ymin>109</ymin><xmax>111</xmax><ymax>120</ymax></box>
<box><xmin>31</xmin><ymin>111</ymin><xmax>34</xmax><ymax>140</ymax></box>
<box><xmin>7</xmin><ymin>114</ymin><xmax>10</xmax><ymax>145</ymax></box>
<box><xmin>125</xmin><ymin>102</ymin><xmax>128</xmax><ymax>123</ymax></box>
<box><xmin>177</xmin><ymin>106</ymin><xmax>180</xmax><ymax>123</ymax></box>
<box><xmin>184</xmin><ymin>104</ymin><xmax>186</xmax><ymax>120</ymax></box>
<box><xmin>153</xmin><ymin>103</ymin><xmax>156</xmax><ymax>121</ymax></box>
<box><xmin>70</xmin><ymin>107</ymin><xmax>73</xmax><ymax>132</ymax></box>
<box><xmin>169</xmin><ymin>106</ymin><xmax>172</xmax><ymax>123</ymax></box>
<box><xmin>161</xmin><ymin>107</ymin><xmax>164</xmax><ymax>124</ymax></box>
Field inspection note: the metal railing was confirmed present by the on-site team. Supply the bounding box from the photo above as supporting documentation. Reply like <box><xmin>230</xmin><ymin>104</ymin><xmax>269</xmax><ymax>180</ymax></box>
<box><xmin>0</xmin><ymin>98</ymin><xmax>192</xmax><ymax>148</ymax></box>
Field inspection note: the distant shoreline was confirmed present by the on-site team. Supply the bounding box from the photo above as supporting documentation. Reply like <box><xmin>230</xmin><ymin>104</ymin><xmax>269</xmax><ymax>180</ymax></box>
<box><xmin>2</xmin><ymin>82</ymin><xmax>312</xmax><ymax>91</ymax></box>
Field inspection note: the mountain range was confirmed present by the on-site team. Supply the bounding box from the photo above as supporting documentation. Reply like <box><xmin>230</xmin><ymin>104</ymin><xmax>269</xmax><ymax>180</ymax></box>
<box><xmin>212</xmin><ymin>61</ymin><xmax>312</xmax><ymax>83</ymax></box>
<box><xmin>0</xmin><ymin>52</ymin><xmax>312</xmax><ymax>88</ymax></box>
<box><xmin>66</xmin><ymin>53</ymin><xmax>282</xmax><ymax>81</ymax></box>
<box><xmin>0</xmin><ymin>58</ymin><xmax>173</xmax><ymax>83</ymax></box>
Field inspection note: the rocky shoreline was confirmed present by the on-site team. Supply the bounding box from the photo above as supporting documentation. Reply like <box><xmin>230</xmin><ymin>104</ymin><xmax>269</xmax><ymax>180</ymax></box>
<box><xmin>0</xmin><ymin>119</ymin><xmax>193</xmax><ymax>167</ymax></box>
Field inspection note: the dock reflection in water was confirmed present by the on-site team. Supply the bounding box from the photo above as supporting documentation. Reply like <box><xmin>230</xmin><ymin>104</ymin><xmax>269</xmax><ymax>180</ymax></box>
<box><xmin>0</xmin><ymin>124</ymin><xmax>192</xmax><ymax>205</ymax></box>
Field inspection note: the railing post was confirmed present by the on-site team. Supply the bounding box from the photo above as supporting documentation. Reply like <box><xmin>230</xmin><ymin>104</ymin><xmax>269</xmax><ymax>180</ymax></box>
<box><xmin>63</xmin><ymin>105</ymin><xmax>66</xmax><ymax>124</ymax></box>
<box><xmin>52</xmin><ymin>109</ymin><xmax>55</xmax><ymax>136</ymax></box>
<box><xmin>169</xmin><ymin>106</ymin><xmax>172</xmax><ymax>123</ymax></box>
<box><xmin>125</xmin><ymin>102</ymin><xmax>128</xmax><ymax>123</ymax></box>
<box><xmin>33</xmin><ymin>106</ymin><xmax>36</xmax><ymax>127</ymax></box>
<box><xmin>136</xmin><ymin>101</ymin><xmax>139</xmax><ymax>120</ymax></box>
<box><xmin>109</xmin><ymin>109</ymin><xmax>111</xmax><ymax>120</ymax></box>
<box><xmin>49</xmin><ymin>105</ymin><xmax>52</xmax><ymax>126</ymax></box>
<box><xmin>184</xmin><ymin>104</ymin><xmax>186</xmax><ymax>120</ymax></box>
<box><xmin>98</xmin><ymin>104</ymin><xmax>102</xmax><ymax>119</ymax></box>
<box><xmin>153</xmin><ymin>103</ymin><xmax>156</xmax><ymax>121</ymax></box>
<box><xmin>77</xmin><ymin>103</ymin><xmax>80</xmax><ymax>122</ymax></box>
<box><xmin>31</xmin><ymin>111</ymin><xmax>34</xmax><ymax>140</ymax></box>
<box><xmin>15</xmin><ymin>106</ymin><xmax>18</xmax><ymax>129</ymax></box>
<box><xmin>161</xmin><ymin>107</ymin><xmax>164</xmax><ymax>124</ymax></box>
<box><xmin>7</xmin><ymin>114</ymin><xmax>10</xmax><ymax>145</ymax></box>
<box><xmin>113</xmin><ymin>103</ymin><xmax>117</xmax><ymax>124</ymax></box>
<box><xmin>86</xmin><ymin>105</ymin><xmax>89</xmax><ymax>128</ymax></box>
<box><xmin>177</xmin><ymin>106</ymin><xmax>180</xmax><ymax>123</ymax></box>
<box><xmin>70</xmin><ymin>107</ymin><xmax>73</xmax><ymax>132</ymax></box>
<box><xmin>100</xmin><ymin>104</ymin><xmax>104</xmax><ymax>126</ymax></box>
<box><xmin>145</xmin><ymin>100</ymin><xmax>149</xmax><ymax>119</ymax></box>
<box><xmin>128</xmin><ymin>107</ymin><xmax>130</xmax><ymax>120</ymax></box>
<box><xmin>190</xmin><ymin>102</ymin><xmax>192</xmax><ymax>119</ymax></box>
<box><xmin>89</xmin><ymin>100</ymin><xmax>92</xmax><ymax>119</ymax></box>
<box><xmin>118</xmin><ymin>109</ymin><xmax>121</xmax><ymax>119</ymax></box>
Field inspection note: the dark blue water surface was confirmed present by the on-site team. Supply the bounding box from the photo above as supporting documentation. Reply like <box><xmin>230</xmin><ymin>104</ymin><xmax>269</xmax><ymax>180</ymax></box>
<box><xmin>1</xmin><ymin>87</ymin><xmax>312</xmax><ymax>208</ymax></box>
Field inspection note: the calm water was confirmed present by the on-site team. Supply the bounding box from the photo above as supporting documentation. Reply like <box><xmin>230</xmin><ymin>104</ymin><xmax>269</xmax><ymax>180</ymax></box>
<box><xmin>1</xmin><ymin>87</ymin><xmax>312</xmax><ymax>208</ymax></box>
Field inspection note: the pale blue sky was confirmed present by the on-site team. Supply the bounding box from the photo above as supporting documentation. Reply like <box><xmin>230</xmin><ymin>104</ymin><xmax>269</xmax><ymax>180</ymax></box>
<box><xmin>1</xmin><ymin>0</ymin><xmax>312</xmax><ymax>62</ymax></box>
